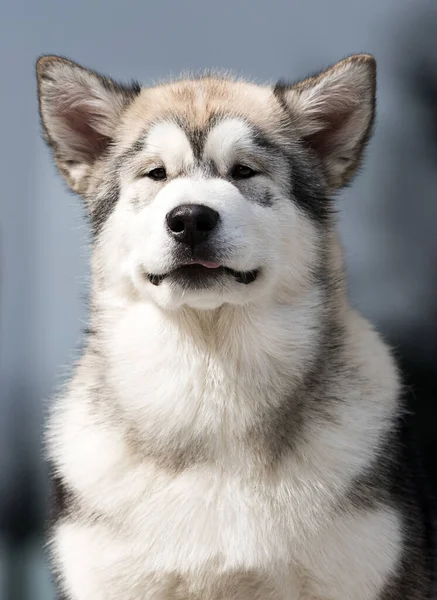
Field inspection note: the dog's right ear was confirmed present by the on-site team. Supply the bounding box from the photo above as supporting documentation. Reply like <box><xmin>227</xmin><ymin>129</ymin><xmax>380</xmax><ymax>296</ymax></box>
<box><xmin>275</xmin><ymin>54</ymin><xmax>376</xmax><ymax>193</ymax></box>
<box><xmin>36</xmin><ymin>56</ymin><xmax>141</xmax><ymax>194</ymax></box>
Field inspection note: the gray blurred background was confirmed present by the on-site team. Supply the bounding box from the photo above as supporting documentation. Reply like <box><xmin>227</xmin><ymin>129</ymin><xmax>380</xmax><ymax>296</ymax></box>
<box><xmin>1</xmin><ymin>0</ymin><xmax>436</xmax><ymax>598</ymax></box>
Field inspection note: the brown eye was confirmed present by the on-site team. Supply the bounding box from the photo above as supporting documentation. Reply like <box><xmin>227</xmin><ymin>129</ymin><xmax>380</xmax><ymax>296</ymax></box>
<box><xmin>147</xmin><ymin>167</ymin><xmax>167</xmax><ymax>181</ymax></box>
<box><xmin>231</xmin><ymin>165</ymin><xmax>257</xmax><ymax>180</ymax></box>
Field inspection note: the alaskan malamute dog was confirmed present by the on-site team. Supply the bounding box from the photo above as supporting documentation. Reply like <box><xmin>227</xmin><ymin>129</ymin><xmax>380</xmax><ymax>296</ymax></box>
<box><xmin>37</xmin><ymin>54</ymin><xmax>435</xmax><ymax>599</ymax></box>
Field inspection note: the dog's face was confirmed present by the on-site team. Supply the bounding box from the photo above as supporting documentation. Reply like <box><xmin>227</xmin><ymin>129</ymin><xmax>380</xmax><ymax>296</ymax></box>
<box><xmin>37</xmin><ymin>55</ymin><xmax>375</xmax><ymax>310</ymax></box>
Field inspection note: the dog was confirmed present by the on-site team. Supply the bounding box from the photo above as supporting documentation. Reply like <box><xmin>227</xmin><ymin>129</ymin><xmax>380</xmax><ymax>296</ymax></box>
<box><xmin>37</xmin><ymin>53</ymin><xmax>435</xmax><ymax>599</ymax></box>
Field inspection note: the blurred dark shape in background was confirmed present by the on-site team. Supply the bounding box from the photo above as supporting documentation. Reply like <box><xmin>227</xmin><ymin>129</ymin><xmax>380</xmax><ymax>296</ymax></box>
<box><xmin>384</xmin><ymin>6</ymin><xmax>437</xmax><ymax>488</ymax></box>
<box><xmin>0</xmin><ymin>1</ymin><xmax>436</xmax><ymax>598</ymax></box>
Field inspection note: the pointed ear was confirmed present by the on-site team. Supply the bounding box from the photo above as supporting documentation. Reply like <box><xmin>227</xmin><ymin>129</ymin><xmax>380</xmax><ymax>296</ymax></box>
<box><xmin>36</xmin><ymin>56</ymin><xmax>141</xmax><ymax>194</ymax></box>
<box><xmin>275</xmin><ymin>54</ymin><xmax>376</xmax><ymax>192</ymax></box>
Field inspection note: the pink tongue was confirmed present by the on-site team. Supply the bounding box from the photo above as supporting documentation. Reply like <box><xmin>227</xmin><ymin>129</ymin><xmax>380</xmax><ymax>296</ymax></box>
<box><xmin>195</xmin><ymin>261</ymin><xmax>221</xmax><ymax>269</ymax></box>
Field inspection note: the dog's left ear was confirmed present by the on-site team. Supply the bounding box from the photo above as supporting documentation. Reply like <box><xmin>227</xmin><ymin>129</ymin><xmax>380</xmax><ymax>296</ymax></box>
<box><xmin>276</xmin><ymin>54</ymin><xmax>376</xmax><ymax>192</ymax></box>
<box><xmin>36</xmin><ymin>55</ymin><xmax>141</xmax><ymax>194</ymax></box>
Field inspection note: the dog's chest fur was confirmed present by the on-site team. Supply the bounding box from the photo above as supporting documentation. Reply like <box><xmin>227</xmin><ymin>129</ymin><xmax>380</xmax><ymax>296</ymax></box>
<box><xmin>50</xmin><ymin>299</ymin><xmax>402</xmax><ymax>599</ymax></box>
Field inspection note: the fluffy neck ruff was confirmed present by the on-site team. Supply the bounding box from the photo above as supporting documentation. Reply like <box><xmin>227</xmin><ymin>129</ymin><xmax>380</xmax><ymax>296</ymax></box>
<box><xmin>88</xmin><ymin>272</ymin><xmax>345</xmax><ymax>472</ymax></box>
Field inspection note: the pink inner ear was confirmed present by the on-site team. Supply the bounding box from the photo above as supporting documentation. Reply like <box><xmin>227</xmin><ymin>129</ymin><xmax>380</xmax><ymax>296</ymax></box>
<box><xmin>303</xmin><ymin>109</ymin><xmax>353</xmax><ymax>159</ymax></box>
<box><xmin>59</xmin><ymin>102</ymin><xmax>111</xmax><ymax>161</ymax></box>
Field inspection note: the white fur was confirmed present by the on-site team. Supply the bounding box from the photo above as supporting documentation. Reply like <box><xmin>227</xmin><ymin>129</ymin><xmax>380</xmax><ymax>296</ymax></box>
<box><xmin>99</xmin><ymin>117</ymin><xmax>318</xmax><ymax>311</ymax></box>
<box><xmin>203</xmin><ymin>118</ymin><xmax>258</xmax><ymax>170</ymax></box>
<box><xmin>139</xmin><ymin>122</ymin><xmax>195</xmax><ymax>174</ymax></box>
<box><xmin>50</xmin><ymin>301</ymin><xmax>401</xmax><ymax>599</ymax></box>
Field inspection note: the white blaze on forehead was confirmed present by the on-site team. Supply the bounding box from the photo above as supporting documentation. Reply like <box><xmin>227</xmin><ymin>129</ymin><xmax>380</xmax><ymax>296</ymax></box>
<box><xmin>204</xmin><ymin>118</ymin><xmax>255</xmax><ymax>171</ymax></box>
<box><xmin>145</xmin><ymin>121</ymin><xmax>194</xmax><ymax>173</ymax></box>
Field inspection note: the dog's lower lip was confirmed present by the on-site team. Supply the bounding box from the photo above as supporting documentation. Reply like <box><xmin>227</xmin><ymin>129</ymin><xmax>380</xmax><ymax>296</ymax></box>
<box><xmin>147</xmin><ymin>265</ymin><xmax>259</xmax><ymax>286</ymax></box>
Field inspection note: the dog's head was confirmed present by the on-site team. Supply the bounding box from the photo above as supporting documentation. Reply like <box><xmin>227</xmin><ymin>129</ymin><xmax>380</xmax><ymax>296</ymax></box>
<box><xmin>37</xmin><ymin>55</ymin><xmax>375</xmax><ymax>310</ymax></box>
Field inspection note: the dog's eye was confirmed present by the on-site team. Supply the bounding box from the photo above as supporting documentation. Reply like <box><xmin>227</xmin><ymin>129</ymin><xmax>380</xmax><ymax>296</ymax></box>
<box><xmin>231</xmin><ymin>165</ymin><xmax>257</xmax><ymax>180</ymax></box>
<box><xmin>147</xmin><ymin>167</ymin><xmax>167</xmax><ymax>181</ymax></box>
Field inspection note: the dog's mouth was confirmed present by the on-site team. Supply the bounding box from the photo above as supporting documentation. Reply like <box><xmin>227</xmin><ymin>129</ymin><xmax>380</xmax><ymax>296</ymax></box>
<box><xmin>147</xmin><ymin>262</ymin><xmax>259</xmax><ymax>287</ymax></box>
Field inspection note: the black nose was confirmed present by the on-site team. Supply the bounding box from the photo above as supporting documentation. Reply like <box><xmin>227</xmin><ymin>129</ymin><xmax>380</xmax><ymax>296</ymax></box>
<box><xmin>166</xmin><ymin>204</ymin><xmax>220</xmax><ymax>247</ymax></box>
